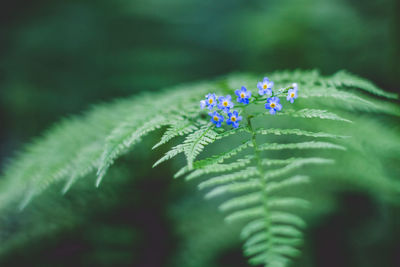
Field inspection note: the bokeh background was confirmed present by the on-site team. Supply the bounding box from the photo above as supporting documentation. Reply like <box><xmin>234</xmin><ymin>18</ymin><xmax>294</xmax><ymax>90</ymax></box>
<box><xmin>0</xmin><ymin>0</ymin><xmax>399</xmax><ymax>266</ymax></box>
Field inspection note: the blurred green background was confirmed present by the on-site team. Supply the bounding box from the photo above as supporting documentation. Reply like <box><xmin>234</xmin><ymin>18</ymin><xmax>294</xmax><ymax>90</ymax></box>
<box><xmin>0</xmin><ymin>0</ymin><xmax>399</xmax><ymax>266</ymax></box>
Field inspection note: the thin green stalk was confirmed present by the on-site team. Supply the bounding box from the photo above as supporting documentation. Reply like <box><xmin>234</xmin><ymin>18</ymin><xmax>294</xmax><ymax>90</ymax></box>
<box><xmin>247</xmin><ymin>115</ymin><xmax>272</xmax><ymax>248</ymax></box>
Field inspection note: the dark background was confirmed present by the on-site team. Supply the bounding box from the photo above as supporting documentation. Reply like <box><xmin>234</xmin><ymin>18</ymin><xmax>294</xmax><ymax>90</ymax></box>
<box><xmin>0</xmin><ymin>0</ymin><xmax>399</xmax><ymax>266</ymax></box>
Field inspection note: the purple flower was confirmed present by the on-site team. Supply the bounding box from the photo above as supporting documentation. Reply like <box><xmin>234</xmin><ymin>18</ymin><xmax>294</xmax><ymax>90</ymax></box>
<box><xmin>209</xmin><ymin>111</ymin><xmax>224</xmax><ymax>127</ymax></box>
<box><xmin>217</xmin><ymin>95</ymin><xmax>234</xmax><ymax>113</ymax></box>
<box><xmin>226</xmin><ymin>110</ymin><xmax>242</xmax><ymax>128</ymax></box>
<box><xmin>205</xmin><ymin>93</ymin><xmax>217</xmax><ymax>110</ymax></box>
<box><xmin>287</xmin><ymin>86</ymin><xmax>298</xmax><ymax>104</ymax></box>
<box><xmin>235</xmin><ymin>86</ymin><xmax>252</xmax><ymax>104</ymax></box>
<box><xmin>265</xmin><ymin>97</ymin><xmax>282</xmax><ymax>115</ymax></box>
<box><xmin>257</xmin><ymin>77</ymin><xmax>274</xmax><ymax>96</ymax></box>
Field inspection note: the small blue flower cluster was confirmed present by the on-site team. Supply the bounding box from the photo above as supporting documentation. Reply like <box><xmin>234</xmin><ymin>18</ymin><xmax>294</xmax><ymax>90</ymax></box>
<box><xmin>200</xmin><ymin>77</ymin><xmax>298</xmax><ymax>128</ymax></box>
<box><xmin>200</xmin><ymin>92</ymin><xmax>243</xmax><ymax>128</ymax></box>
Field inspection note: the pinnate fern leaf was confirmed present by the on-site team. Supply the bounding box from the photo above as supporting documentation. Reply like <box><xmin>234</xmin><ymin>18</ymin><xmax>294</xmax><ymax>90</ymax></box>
<box><xmin>1</xmin><ymin>70</ymin><xmax>399</xmax><ymax>267</ymax></box>
<box><xmin>152</xmin><ymin>119</ymin><xmax>198</xmax><ymax>149</ymax></box>
<box><xmin>153</xmin><ymin>124</ymin><xmax>219</xmax><ymax>169</ymax></box>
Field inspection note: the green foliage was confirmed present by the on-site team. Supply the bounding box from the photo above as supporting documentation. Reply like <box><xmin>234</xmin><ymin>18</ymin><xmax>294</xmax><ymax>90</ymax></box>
<box><xmin>1</xmin><ymin>70</ymin><xmax>399</xmax><ymax>266</ymax></box>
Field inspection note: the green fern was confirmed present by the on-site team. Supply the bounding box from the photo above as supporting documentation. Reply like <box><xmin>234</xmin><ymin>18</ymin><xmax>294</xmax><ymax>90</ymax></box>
<box><xmin>1</xmin><ymin>70</ymin><xmax>399</xmax><ymax>266</ymax></box>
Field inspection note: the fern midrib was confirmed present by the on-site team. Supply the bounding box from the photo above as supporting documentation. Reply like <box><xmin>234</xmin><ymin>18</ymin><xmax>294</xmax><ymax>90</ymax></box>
<box><xmin>248</xmin><ymin>116</ymin><xmax>272</xmax><ymax>256</ymax></box>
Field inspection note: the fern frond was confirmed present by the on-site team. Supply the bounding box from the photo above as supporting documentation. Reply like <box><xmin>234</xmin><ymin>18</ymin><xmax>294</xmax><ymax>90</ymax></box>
<box><xmin>153</xmin><ymin>124</ymin><xmax>219</xmax><ymax>169</ymax></box>
<box><xmin>153</xmin><ymin>144</ymin><xmax>186</xmax><ymax>168</ymax></box>
<box><xmin>0</xmin><ymin>98</ymin><xmax>138</xmax><ymax>210</ymax></box>
<box><xmin>302</xmin><ymin>87</ymin><xmax>400</xmax><ymax>116</ymax></box>
<box><xmin>1</xmin><ymin>70</ymin><xmax>399</xmax><ymax>267</ymax></box>
<box><xmin>96</xmin><ymin>115</ymin><xmax>171</xmax><ymax>186</ymax></box>
<box><xmin>183</xmin><ymin>108</ymin><xmax>347</xmax><ymax>266</ymax></box>
<box><xmin>184</xmin><ymin>125</ymin><xmax>219</xmax><ymax>170</ymax></box>
<box><xmin>62</xmin><ymin>142</ymin><xmax>103</xmax><ymax>194</ymax></box>
<box><xmin>152</xmin><ymin>119</ymin><xmax>198</xmax><ymax>149</ymax></box>
<box><xmin>329</xmin><ymin>70</ymin><xmax>398</xmax><ymax>99</ymax></box>
<box><xmin>278</xmin><ymin>108</ymin><xmax>352</xmax><ymax>123</ymax></box>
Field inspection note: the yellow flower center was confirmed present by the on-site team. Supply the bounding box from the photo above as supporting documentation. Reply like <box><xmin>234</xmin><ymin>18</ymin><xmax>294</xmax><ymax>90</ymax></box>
<box><xmin>263</xmin><ymin>84</ymin><xmax>267</xmax><ymax>89</ymax></box>
<box><xmin>209</xmin><ymin>99</ymin><xmax>213</xmax><ymax>104</ymax></box>
<box><xmin>291</xmin><ymin>93</ymin><xmax>295</xmax><ymax>97</ymax></box>
<box><xmin>270</xmin><ymin>103</ymin><xmax>276</xmax><ymax>108</ymax></box>
<box><xmin>223</xmin><ymin>101</ymin><xmax>228</xmax><ymax>107</ymax></box>
<box><xmin>240</xmin><ymin>93</ymin><xmax>245</xmax><ymax>98</ymax></box>
<box><xmin>231</xmin><ymin>116</ymin><xmax>236</xmax><ymax>122</ymax></box>
<box><xmin>213</xmin><ymin>116</ymin><xmax>219</xmax><ymax>121</ymax></box>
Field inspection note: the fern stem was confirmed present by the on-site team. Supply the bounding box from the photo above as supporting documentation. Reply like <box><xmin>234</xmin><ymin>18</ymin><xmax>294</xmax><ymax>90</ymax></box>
<box><xmin>247</xmin><ymin>115</ymin><xmax>273</xmax><ymax>252</ymax></box>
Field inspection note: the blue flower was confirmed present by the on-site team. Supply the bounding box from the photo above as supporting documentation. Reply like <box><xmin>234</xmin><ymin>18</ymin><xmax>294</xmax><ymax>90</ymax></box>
<box><xmin>257</xmin><ymin>77</ymin><xmax>274</xmax><ymax>96</ymax></box>
<box><xmin>227</xmin><ymin>110</ymin><xmax>242</xmax><ymax>128</ymax></box>
<box><xmin>209</xmin><ymin>111</ymin><xmax>224</xmax><ymax>127</ymax></box>
<box><xmin>200</xmin><ymin>100</ymin><xmax>206</xmax><ymax>109</ymax></box>
<box><xmin>265</xmin><ymin>97</ymin><xmax>282</xmax><ymax>115</ymax></box>
<box><xmin>205</xmin><ymin>93</ymin><xmax>217</xmax><ymax>110</ymax></box>
<box><xmin>286</xmin><ymin>84</ymin><xmax>298</xmax><ymax>103</ymax></box>
<box><xmin>235</xmin><ymin>86</ymin><xmax>252</xmax><ymax>104</ymax></box>
<box><xmin>217</xmin><ymin>95</ymin><xmax>234</xmax><ymax>113</ymax></box>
